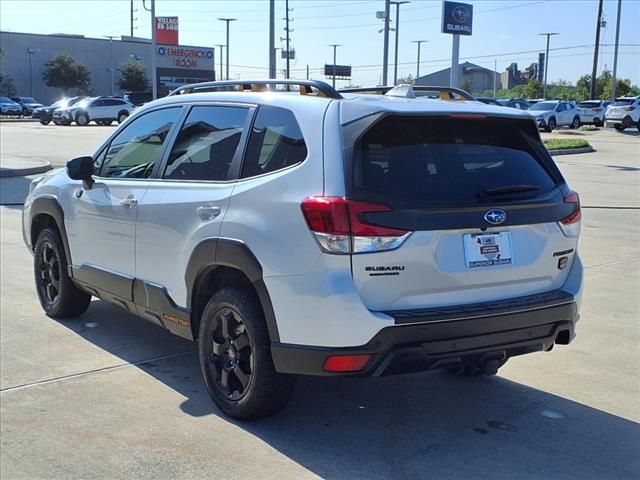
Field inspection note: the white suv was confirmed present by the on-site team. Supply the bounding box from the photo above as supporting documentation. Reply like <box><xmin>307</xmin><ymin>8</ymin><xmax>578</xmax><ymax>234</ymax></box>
<box><xmin>528</xmin><ymin>100</ymin><xmax>581</xmax><ymax>132</ymax></box>
<box><xmin>53</xmin><ymin>96</ymin><xmax>134</xmax><ymax>126</ymax></box>
<box><xmin>23</xmin><ymin>80</ymin><xmax>583</xmax><ymax>419</ymax></box>
<box><xmin>605</xmin><ymin>96</ymin><xmax>640</xmax><ymax>131</ymax></box>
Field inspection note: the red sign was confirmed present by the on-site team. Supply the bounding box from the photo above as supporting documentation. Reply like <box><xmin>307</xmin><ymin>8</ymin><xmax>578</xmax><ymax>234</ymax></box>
<box><xmin>156</xmin><ymin>16</ymin><xmax>178</xmax><ymax>45</ymax></box>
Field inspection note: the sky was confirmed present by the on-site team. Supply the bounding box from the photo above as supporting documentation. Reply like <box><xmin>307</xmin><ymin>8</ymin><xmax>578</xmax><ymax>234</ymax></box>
<box><xmin>1</xmin><ymin>0</ymin><xmax>639</xmax><ymax>88</ymax></box>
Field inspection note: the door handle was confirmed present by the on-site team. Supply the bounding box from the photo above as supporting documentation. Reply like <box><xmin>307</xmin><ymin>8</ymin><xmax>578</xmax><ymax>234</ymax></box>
<box><xmin>197</xmin><ymin>205</ymin><xmax>221</xmax><ymax>220</ymax></box>
<box><xmin>120</xmin><ymin>195</ymin><xmax>138</xmax><ymax>208</ymax></box>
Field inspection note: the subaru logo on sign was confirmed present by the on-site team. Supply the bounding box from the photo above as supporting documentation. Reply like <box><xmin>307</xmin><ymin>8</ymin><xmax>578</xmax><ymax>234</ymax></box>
<box><xmin>157</xmin><ymin>47</ymin><xmax>166</xmax><ymax>56</ymax></box>
<box><xmin>452</xmin><ymin>6</ymin><xmax>470</xmax><ymax>23</ymax></box>
<box><xmin>484</xmin><ymin>209</ymin><xmax>507</xmax><ymax>225</ymax></box>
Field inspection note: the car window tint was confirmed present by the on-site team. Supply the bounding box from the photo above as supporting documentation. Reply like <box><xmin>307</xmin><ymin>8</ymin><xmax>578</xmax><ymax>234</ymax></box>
<box><xmin>164</xmin><ymin>105</ymin><xmax>249</xmax><ymax>181</ymax></box>
<box><xmin>354</xmin><ymin>116</ymin><xmax>556</xmax><ymax>206</ymax></box>
<box><xmin>241</xmin><ymin>106</ymin><xmax>307</xmax><ymax>178</ymax></box>
<box><xmin>100</xmin><ymin>107</ymin><xmax>181</xmax><ymax>179</ymax></box>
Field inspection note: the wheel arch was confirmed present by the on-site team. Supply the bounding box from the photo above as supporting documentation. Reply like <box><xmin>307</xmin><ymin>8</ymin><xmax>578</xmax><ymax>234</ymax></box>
<box><xmin>186</xmin><ymin>238</ymin><xmax>280</xmax><ymax>343</ymax></box>
<box><xmin>30</xmin><ymin>196</ymin><xmax>73</xmax><ymax>269</ymax></box>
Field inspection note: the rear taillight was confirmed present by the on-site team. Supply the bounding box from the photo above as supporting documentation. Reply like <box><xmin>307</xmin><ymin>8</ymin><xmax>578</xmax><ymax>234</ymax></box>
<box><xmin>594</xmin><ymin>107</ymin><xmax>603</xmax><ymax>112</ymax></box>
<box><xmin>323</xmin><ymin>354</ymin><xmax>372</xmax><ymax>372</ymax></box>
<box><xmin>300</xmin><ymin>196</ymin><xmax>410</xmax><ymax>254</ymax></box>
<box><xmin>559</xmin><ymin>190</ymin><xmax>581</xmax><ymax>237</ymax></box>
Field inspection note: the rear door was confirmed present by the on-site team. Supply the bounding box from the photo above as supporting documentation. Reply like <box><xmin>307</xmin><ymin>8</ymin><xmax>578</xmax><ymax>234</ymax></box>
<box><xmin>135</xmin><ymin>103</ymin><xmax>253</xmax><ymax>306</ymax></box>
<box><xmin>346</xmin><ymin>114</ymin><xmax>580</xmax><ymax>311</ymax></box>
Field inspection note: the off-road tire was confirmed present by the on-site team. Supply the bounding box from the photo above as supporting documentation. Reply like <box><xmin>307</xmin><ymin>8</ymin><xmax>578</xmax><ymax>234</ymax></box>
<box><xmin>117</xmin><ymin>112</ymin><xmax>129</xmax><ymax>124</ymax></box>
<box><xmin>33</xmin><ymin>228</ymin><xmax>91</xmax><ymax>318</ymax></box>
<box><xmin>545</xmin><ymin>117</ymin><xmax>556</xmax><ymax>133</ymax></box>
<box><xmin>570</xmin><ymin>116</ymin><xmax>580</xmax><ymax>129</ymax></box>
<box><xmin>198</xmin><ymin>287</ymin><xmax>296</xmax><ymax>420</ymax></box>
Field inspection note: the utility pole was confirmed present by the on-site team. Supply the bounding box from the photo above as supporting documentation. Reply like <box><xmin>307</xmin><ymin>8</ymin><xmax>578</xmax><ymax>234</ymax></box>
<box><xmin>150</xmin><ymin>0</ymin><xmax>157</xmax><ymax>99</ymax></box>
<box><xmin>590</xmin><ymin>0</ymin><xmax>604</xmax><ymax>99</ymax></box>
<box><xmin>215</xmin><ymin>44</ymin><xmax>225</xmax><ymax>81</ymax></box>
<box><xmin>611</xmin><ymin>0</ymin><xmax>622</xmax><ymax>101</ymax></box>
<box><xmin>130</xmin><ymin>0</ymin><xmax>134</xmax><ymax>36</ymax></box>
<box><xmin>306</xmin><ymin>64</ymin><xmax>309</xmax><ymax>80</ymax></box>
<box><xmin>285</xmin><ymin>0</ymin><xmax>291</xmax><ymax>79</ymax></box>
<box><xmin>538</xmin><ymin>32</ymin><xmax>558</xmax><ymax>99</ymax></box>
<box><xmin>450</xmin><ymin>34</ymin><xmax>460</xmax><ymax>88</ymax></box>
<box><xmin>390</xmin><ymin>1</ymin><xmax>409</xmax><ymax>85</ymax></box>
<box><xmin>493</xmin><ymin>58</ymin><xmax>497</xmax><ymax>98</ymax></box>
<box><xmin>269</xmin><ymin>0</ymin><xmax>275</xmax><ymax>78</ymax></box>
<box><xmin>218</xmin><ymin>18</ymin><xmax>237</xmax><ymax>80</ymax></box>
<box><xmin>411</xmin><ymin>40</ymin><xmax>427</xmax><ymax>80</ymax></box>
<box><xmin>382</xmin><ymin>0</ymin><xmax>390</xmax><ymax>85</ymax></box>
<box><xmin>328</xmin><ymin>44</ymin><xmax>341</xmax><ymax>89</ymax></box>
<box><xmin>27</xmin><ymin>48</ymin><xmax>37</xmax><ymax>97</ymax></box>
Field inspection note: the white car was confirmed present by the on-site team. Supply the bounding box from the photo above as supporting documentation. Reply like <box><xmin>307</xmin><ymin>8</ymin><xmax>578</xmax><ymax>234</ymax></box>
<box><xmin>605</xmin><ymin>96</ymin><xmax>640</xmax><ymax>131</ymax></box>
<box><xmin>23</xmin><ymin>80</ymin><xmax>583</xmax><ymax>419</ymax></box>
<box><xmin>528</xmin><ymin>100</ymin><xmax>581</xmax><ymax>132</ymax></box>
<box><xmin>53</xmin><ymin>96</ymin><xmax>134</xmax><ymax>126</ymax></box>
<box><xmin>577</xmin><ymin>100</ymin><xmax>610</xmax><ymax>127</ymax></box>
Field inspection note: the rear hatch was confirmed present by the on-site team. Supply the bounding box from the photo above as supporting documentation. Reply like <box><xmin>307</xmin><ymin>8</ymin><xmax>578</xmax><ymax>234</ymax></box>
<box><xmin>343</xmin><ymin>114</ymin><xmax>580</xmax><ymax>311</ymax></box>
<box><xmin>607</xmin><ymin>98</ymin><xmax>636</xmax><ymax>119</ymax></box>
<box><xmin>578</xmin><ymin>101</ymin><xmax>603</xmax><ymax>115</ymax></box>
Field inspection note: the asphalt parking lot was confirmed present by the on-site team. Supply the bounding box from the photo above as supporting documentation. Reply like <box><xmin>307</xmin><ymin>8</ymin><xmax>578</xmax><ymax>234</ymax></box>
<box><xmin>1</xmin><ymin>122</ymin><xmax>639</xmax><ymax>479</ymax></box>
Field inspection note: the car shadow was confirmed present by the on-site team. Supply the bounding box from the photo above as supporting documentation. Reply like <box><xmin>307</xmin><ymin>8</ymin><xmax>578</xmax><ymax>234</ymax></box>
<box><xmin>53</xmin><ymin>300</ymin><xmax>640</xmax><ymax>479</ymax></box>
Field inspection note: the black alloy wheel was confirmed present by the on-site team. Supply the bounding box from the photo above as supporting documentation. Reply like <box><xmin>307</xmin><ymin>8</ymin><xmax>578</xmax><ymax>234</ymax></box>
<box><xmin>206</xmin><ymin>308</ymin><xmax>254</xmax><ymax>401</ymax></box>
<box><xmin>571</xmin><ymin>116</ymin><xmax>581</xmax><ymax>129</ymax></box>
<box><xmin>37</xmin><ymin>240</ymin><xmax>62</xmax><ymax>307</ymax></box>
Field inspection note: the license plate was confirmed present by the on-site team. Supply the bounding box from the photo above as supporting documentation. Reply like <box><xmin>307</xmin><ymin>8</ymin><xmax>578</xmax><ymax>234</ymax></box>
<box><xmin>463</xmin><ymin>232</ymin><xmax>513</xmax><ymax>268</ymax></box>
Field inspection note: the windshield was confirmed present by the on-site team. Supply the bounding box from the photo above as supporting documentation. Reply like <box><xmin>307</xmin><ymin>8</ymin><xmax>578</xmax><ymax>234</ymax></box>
<box><xmin>22</xmin><ymin>97</ymin><xmax>37</xmax><ymax>103</ymax></box>
<box><xmin>75</xmin><ymin>97</ymin><xmax>95</xmax><ymax>108</ymax></box>
<box><xmin>612</xmin><ymin>98</ymin><xmax>635</xmax><ymax>106</ymax></box>
<box><xmin>529</xmin><ymin>102</ymin><xmax>557</xmax><ymax>111</ymax></box>
<box><xmin>0</xmin><ymin>97</ymin><xmax>13</xmax><ymax>103</ymax></box>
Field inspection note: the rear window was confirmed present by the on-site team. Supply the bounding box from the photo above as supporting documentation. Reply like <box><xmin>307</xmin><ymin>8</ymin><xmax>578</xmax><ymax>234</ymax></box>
<box><xmin>354</xmin><ymin>116</ymin><xmax>557</xmax><ymax>205</ymax></box>
<box><xmin>612</xmin><ymin>98</ymin><xmax>635</xmax><ymax>106</ymax></box>
<box><xmin>578</xmin><ymin>101</ymin><xmax>600</xmax><ymax>108</ymax></box>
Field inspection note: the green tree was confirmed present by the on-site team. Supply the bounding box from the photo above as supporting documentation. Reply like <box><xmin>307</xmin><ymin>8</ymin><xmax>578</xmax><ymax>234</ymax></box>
<box><xmin>117</xmin><ymin>59</ymin><xmax>149</xmax><ymax>92</ymax></box>
<box><xmin>523</xmin><ymin>79</ymin><xmax>543</xmax><ymax>99</ymax></box>
<box><xmin>42</xmin><ymin>53</ymin><xmax>91</xmax><ymax>95</ymax></box>
<box><xmin>602</xmin><ymin>78</ymin><xmax>632</xmax><ymax>100</ymax></box>
<box><xmin>0</xmin><ymin>73</ymin><xmax>17</xmax><ymax>97</ymax></box>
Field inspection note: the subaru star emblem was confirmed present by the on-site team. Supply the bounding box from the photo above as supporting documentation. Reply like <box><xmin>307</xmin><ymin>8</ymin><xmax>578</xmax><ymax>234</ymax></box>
<box><xmin>484</xmin><ymin>209</ymin><xmax>507</xmax><ymax>225</ymax></box>
<box><xmin>452</xmin><ymin>6</ymin><xmax>470</xmax><ymax>23</ymax></box>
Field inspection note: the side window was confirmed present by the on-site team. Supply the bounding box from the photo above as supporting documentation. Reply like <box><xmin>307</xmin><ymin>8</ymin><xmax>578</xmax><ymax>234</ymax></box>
<box><xmin>164</xmin><ymin>105</ymin><xmax>249</xmax><ymax>181</ymax></box>
<box><xmin>99</xmin><ymin>107</ymin><xmax>181</xmax><ymax>178</ymax></box>
<box><xmin>92</xmin><ymin>99</ymin><xmax>104</xmax><ymax>107</ymax></box>
<box><xmin>241</xmin><ymin>106</ymin><xmax>307</xmax><ymax>178</ymax></box>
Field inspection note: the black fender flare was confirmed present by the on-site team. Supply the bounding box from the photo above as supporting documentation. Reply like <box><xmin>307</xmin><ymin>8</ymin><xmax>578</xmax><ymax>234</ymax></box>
<box><xmin>30</xmin><ymin>196</ymin><xmax>73</xmax><ymax>268</ymax></box>
<box><xmin>185</xmin><ymin>238</ymin><xmax>280</xmax><ymax>342</ymax></box>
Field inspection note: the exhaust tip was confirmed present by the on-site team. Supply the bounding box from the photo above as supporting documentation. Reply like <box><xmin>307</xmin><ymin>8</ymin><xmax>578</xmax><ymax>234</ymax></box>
<box><xmin>555</xmin><ymin>329</ymin><xmax>572</xmax><ymax>345</ymax></box>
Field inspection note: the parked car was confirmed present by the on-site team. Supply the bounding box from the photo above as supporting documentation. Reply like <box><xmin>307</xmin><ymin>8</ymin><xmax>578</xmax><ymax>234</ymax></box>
<box><xmin>527</xmin><ymin>98</ymin><xmax>545</xmax><ymax>105</ymax></box>
<box><xmin>528</xmin><ymin>100</ymin><xmax>581</xmax><ymax>132</ymax></box>
<box><xmin>32</xmin><ymin>97</ymin><xmax>83</xmax><ymax>125</ymax></box>
<box><xmin>124</xmin><ymin>91</ymin><xmax>153</xmax><ymax>106</ymax></box>
<box><xmin>11</xmin><ymin>96</ymin><xmax>44</xmax><ymax>115</ymax></box>
<box><xmin>23</xmin><ymin>80</ymin><xmax>583</xmax><ymax>420</ymax></box>
<box><xmin>577</xmin><ymin>100</ymin><xmax>610</xmax><ymax>127</ymax></box>
<box><xmin>53</xmin><ymin>96</ymin><xmax>134</xmax><ymax>126</ymax></box>
<box><xmin>497</xmin><ymin>98</ymin><xmax>530</xmax><ymax>110</ymax></box>
<box><xmin>0</xmin><ymin>96</ymin><xmax>23</xmax><ymax>116</ymax></box>
<box><xmin>605</xmin><ymin>96</ymin><xmax>640</xmax><ymax>131</ymax></box>
<box><xmin>476</xmin><ymin>97</ymin><xmax>502</xmax><ymax>106</ymax></box>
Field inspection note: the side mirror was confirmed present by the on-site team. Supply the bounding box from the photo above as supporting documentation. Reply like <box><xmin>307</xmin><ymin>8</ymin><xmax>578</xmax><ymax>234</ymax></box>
<box><xmin>67</xmin><ymin>156</ymin><xmax>95</xmax><ymax>189</ymax></box>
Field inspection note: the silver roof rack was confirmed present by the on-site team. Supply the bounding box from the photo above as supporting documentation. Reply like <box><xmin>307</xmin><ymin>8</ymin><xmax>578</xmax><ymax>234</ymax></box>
<box><xmin>339</xmin><ymin>85</ymin><xmax>475</xmax><ymax>101</ymax></box>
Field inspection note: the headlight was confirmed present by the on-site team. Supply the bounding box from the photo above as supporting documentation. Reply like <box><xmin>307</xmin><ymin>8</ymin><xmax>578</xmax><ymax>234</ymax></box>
<box><xmin>28</xmin><ymin>176</ymin><xmax>46</xmax><ymax>195</ymax></box>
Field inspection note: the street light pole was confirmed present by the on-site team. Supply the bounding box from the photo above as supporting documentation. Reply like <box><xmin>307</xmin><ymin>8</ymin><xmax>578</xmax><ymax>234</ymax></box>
<box><xmin>328</xmin><ymin>44</ymin><xmax>341</xmax><ymax>89</ymax></box>
<box><xmin>218</xmin><ymin>18</ymin><xmax>237</xmax><ymax>80</ymax></box>
<box><xmin>142</xmin><ymin>0</ymin><xmax>157</xmax><ymax>98</ymax></box>
<box><xmin>214</xmin><ymin>44</ymin><xmax>225</xmax><ymax>81</ymax></box>
<box><xmin>411</xmin><ymin>40</ymin><xmax>427</xmax><ymax>80</ymax></box>
<box><xmin>590</xmin><ymin>0</ymin><xmax>604</xmax><ymax>99</ymax></box>
<box><xmin>27</xmin><ymin>48</ymin><xmax>37</xmax><ymax>97</ymax></box>
<box><xmin>611</xmin><ymin>0</ymin><xmax>622</xmax><ymax>101</ymax></box>
<box><xmin>390</xmin><ymin>1</ymin><xmax>409</xmax><ymax>85</ymax></box>
<box><xmin>538</xmin><ymin>32</ymin><xmax>558</xmax><ymax>99</ymax></box>
<box><xmin>382</xmin><ymin>0</ymin><xmax>390</xmax><ymax>85</ymax></box>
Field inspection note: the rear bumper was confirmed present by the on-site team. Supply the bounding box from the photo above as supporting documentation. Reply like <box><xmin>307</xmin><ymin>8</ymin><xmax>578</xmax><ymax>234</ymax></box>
<box><xmin>271</xmin><ymin>292</ymin><xmax>577</xmax><ymax>377</ymax></box>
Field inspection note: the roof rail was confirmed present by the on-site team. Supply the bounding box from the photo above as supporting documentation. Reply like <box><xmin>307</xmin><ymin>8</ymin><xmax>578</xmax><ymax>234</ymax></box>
<box><xmin>168</xmin><ymin>79</ymin><xmax>343</xmax><ymax>99</ymax></box>
<box><xmin>339</xmin><ymin>84</ymin><xmax>476</xmax><ymax>101</ymax></box>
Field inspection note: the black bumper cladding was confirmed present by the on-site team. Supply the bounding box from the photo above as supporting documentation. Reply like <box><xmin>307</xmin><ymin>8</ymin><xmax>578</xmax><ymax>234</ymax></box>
<box><xmin>271</xmin><ymin>290</ymin><xmax>578</xmax><ymax>377</ymax></box>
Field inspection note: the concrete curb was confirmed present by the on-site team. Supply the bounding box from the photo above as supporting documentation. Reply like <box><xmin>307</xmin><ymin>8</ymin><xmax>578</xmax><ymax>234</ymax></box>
<box><xmin>548</xmin><ymin>146</ymin><xmax>595</xmax><ymax>156</ymax></box>
<box><xmin>0</xmin><ymin>118</ymin><xmax>38</xmax><ymax>123</ymax></box>
<box><xmin>0</xmin><ymin>161</ymin><xmax>52</xmax><ymax>178</ymax></box>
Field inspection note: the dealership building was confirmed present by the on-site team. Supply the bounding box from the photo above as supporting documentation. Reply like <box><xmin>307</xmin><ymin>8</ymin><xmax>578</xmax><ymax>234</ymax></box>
<box><xmin>0</xmin><ymin>30</ymin><xmax>216</xmax><ymax>104</ymax></box>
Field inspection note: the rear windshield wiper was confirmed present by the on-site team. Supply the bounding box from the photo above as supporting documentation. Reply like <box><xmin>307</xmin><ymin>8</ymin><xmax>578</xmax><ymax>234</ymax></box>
<box><xmin>477</xmin><ymin>185</ymin><xmax>540</xmax><ymax>198</ymax></box>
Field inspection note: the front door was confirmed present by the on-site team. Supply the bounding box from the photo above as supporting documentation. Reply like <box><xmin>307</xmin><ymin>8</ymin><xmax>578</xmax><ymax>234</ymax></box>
<box><xmin>66</xmin><ymin>106</ymin><xmax>184</xmax><ymax>297</ymax></box>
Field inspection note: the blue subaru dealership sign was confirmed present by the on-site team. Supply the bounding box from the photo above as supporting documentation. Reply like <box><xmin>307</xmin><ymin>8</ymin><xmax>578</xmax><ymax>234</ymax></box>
<box><xmin>442</xmin><ymin>1</ymin><xmax>473</xmax><ymax>36</ymax></box>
